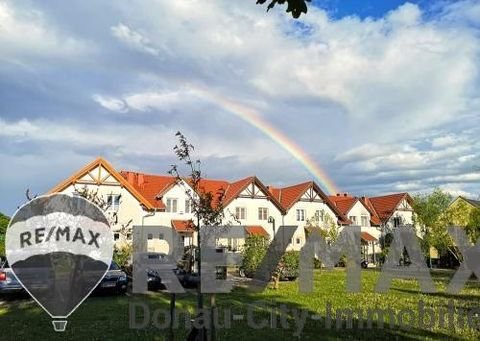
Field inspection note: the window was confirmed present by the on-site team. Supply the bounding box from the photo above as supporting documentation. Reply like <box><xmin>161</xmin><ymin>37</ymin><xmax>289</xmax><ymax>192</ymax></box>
<box><xmin>393</xmin><ymin>217</ymin><xmax>402</xmax><ymax>227</ymax></box>
<box><xmin>361</xmin><ymin>215</ymin><xmax>369</xmax><ymax>227</ymax></box>
<box><xmin>113</xmin><ymin>233</ymin><xmax>120</xmax><ymax>241</ymax></box>
<box><xmin>258</xmin><ymin>207</ymin><xmax>268</xmax><ymax>220</ymax></box>
<box><xmin>235</xmin><ymin>207</ymin><xmax>246</xmax><ymax>220</ymax></box>
<box><xmin>185</xmin><ymin>199</ymin><xmax>191</xmax><ymax>214</ymax></box>
<box><xmin>296</xmin><ymin>238</ymin><xmax>301</xmax><ymax>245</ymax></box>
<box><xmin>106</xmin><ymin>194</ymin><xmax>121</xmax><ymax>210</ymax></box>
<box><xmin>315</xmin><ymin>210</ymin><xmax>324</xmax><ymax>223</ymax></box>
<box><xmin>159</xmin><ymin>233</ymin><xmax>164</xmax><ymax>240</ymax></box>
<box><xmin>147</xmin><ymin>233</ymin><xmax>153</xmax><ymax>240</ymax></box>
<box><xmin>126</xmin><ymin>233</ymin><xmax>132</xmax><ymax>241</ymax></box>
<box><xmin>349</xmin><ymin>216</ymin><xmax>357</xmax><ymax>225</ymax></box>
<box><xmin>296</xmin><ymin>209</ymin><xmax>305</xmax><ymax>221</ymax></box>
<box><xmin>166</xmin><ymin>198</ymin><xmax>178</xmax><ymax>213</ymax></box>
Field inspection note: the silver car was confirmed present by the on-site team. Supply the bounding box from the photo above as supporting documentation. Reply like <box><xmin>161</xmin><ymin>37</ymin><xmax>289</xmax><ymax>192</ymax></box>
<box><xmin>0</xmin><ymin>258</ymin><xmax>24</xmax><ymax>295</ymax></box>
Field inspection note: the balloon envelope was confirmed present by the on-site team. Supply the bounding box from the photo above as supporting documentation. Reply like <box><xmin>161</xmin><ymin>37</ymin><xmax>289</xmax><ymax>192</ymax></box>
<box><xmin>6</xmin><ymin>194</ymin><xmax>113</xmax><ymax>319</ymax></box>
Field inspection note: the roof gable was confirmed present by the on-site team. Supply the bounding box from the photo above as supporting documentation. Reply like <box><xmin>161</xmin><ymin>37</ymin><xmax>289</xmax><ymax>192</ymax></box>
<box><xmin>49</xmin><ymin>157</ymin><xmax>155</xmax><ymax>210</ymax></box>
<box><xmin>223</xmin><ymin>177</ymin><xmax>285</xmax><ymax>213</ymax></box>
<box><xmin>270</xmin><ymin>182</ymin><xmax>350</xmax><ymax>224</ymax></box>
<box><xmin>369</xmin><ymin>193</ymin><xmax>413</xmax><ymax>223</ymax></box>
<box><xmin>459</xmin><ymin>196</ymin><xmax>480</xmax><ymax>209</ymax></box>
<box><xmin>328</xmin><ymin>195</ymin><xmax>358</xmax><ymax>216</ymax></box>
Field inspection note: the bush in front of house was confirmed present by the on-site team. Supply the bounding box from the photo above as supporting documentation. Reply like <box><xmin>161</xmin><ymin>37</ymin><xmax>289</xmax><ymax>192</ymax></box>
<box><xmin>240</xmin><ymin>235</ymin><xmax>269</xmax><ymax>277</ymax></box>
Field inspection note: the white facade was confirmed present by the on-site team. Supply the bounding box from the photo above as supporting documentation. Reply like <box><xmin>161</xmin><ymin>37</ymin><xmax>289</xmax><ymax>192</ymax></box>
<box><xmin>50</xmin><ymin>158</ymin><xmax>416</xmax><ymax>258</ymax></box>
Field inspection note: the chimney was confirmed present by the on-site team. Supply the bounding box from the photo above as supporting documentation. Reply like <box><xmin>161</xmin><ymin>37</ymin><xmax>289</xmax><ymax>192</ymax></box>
<box><xmin>138</xmin><ymin>173</ymin><xmax>145</xmax><ymax>187</ymax></box>
<box><xmin>127</xmin><ymin>172</ymin><xmax>136</xmax><ymax>185</ymax></box>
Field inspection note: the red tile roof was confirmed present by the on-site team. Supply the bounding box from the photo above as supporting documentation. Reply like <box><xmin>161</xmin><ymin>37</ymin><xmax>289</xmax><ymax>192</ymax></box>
<box><xmin>269</xmin><ymin>182</ymin><xmax>350</xmax><ymax>225</ymax></box>
<box><xmin>368</xmin><ymin>193</ymin><xmax>413</xmax><ymax>223</ymax></box>
<box><xmin>120</xmin><ymin>172</ymin><xmax>284</xmax><ymax>212</ymax></box>
<box><xmin>245</xmin><ymin>225</ymin><xmax>269</xmax><ymax>237</ymax></box>
<box><xmin>120</xmin><ymin>171</ymin><xmax>177</xmax><ymax>210</ymax></box>
<box><xmin>361</xmin><ymin>231</ymin><xmax>377</xmax><ymax>242</ymax></box>
<box><xmin>359</xmin><ymin>197</ymin><xmax>382</xmax><ymax>225</ymax></box>
<box><xmin>328</xmin><ymin>195</ymin><xmax>357</xmax><ymax>216</ymax></box>
<box><xmin>171</xmin><ymin>219</ymin><xmax>195</xmax><ymax>233</ymax></box>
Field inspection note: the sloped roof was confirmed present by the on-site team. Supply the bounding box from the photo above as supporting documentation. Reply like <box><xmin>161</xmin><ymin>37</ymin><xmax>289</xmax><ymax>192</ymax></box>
<box><xmin>359</xmin><ymin>197</ymin><xmax>382</xmax><ymax>226</ymax></box>
<box><xmin>269</xmin><ymin>181</ymin><xmax>350</xmax><ymax>224</ymax></box>
<box><xmin>120</xmin><ymin>172</ymin><xmax>284</xmax><ymax>213</ymax></box>
<box><xmin>221</xmin><ymin>176</ymin><xmax>285</xmax><ymax>213</ymax></box>
<box><xmin>245</xmin><ymin>225</ymin><xmax>269</xmax><ymax>237</ymax></box>
<box><xmin>328</xmin><ymin>195</ymin><xmax>357</xmax><ymax>215</ymax></box>
<box><xmin>361</xmin><ymin>231</ymin><xmax>377</xmax><ymax>242</ymax></box>
<box><xmin>460</xmin><ymin>196</ymin><xmax>480</xmax><ymax>208</ymax></box>
<box><xmin>48</xmin><ymin>157</ymin><xmax>156</xmax><ymax>210</ymax></box>
<box><xmin>368</xmin><ymin>193</ymin><xmax>413</xmax><ymax>223</ymax></box>
<box><xmin>328</xmin><ymin>195</ymin><xmax>383</xmax><ymax>226</ymax></box>
<box><xmin>120</xmin><ymin>171</ymin><xmax>177</xmax><ymax>210</ymax></box>
<box><xmin>171</xmin><ymin>219</ymin><xmax>195</xmax><ymax>233</ymax></box>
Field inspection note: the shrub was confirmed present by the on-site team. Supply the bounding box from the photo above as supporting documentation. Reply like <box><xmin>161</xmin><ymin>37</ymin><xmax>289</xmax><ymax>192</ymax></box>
<box><xmin>241</xmin><ymin>235</ymin><xmax>269</xmax><ymax>277</ymax></box>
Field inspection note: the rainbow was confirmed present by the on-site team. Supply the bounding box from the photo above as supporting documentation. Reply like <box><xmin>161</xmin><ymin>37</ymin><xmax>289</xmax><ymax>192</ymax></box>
<box><xmin>190</xmin><ymin>86</ymin><xmax>340</xmax><ymax>194</ymax></box>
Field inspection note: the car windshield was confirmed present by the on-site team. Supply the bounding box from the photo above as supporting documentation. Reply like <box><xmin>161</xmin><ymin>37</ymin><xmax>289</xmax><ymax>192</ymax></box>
<box><xmin>109</xmin><ymin>262</ymin><xmax>120</xmax><ymax>270</ymax></box>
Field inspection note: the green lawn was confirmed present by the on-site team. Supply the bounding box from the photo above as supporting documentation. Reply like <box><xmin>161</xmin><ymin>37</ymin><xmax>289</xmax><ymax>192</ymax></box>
<box><xmin>0</xmin><ymin>269</ymin><xmax>479</xmax><ymax>340</ymax></box>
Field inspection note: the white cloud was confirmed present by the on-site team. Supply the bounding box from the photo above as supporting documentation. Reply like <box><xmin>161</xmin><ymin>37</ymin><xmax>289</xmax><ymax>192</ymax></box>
<box><xmin>92</xmin><ymin>95</ymin><xmax>128</xmax><ymax>113</ymax></box>
<box><xmin>111</xmin><ymin>23</ymin><xmax>160</xmax><ymax>56</ymax></box>
<box><xmin>0</xmin><ymin>2</ymin><xmax>90</xmax><ymax>59</ymax></box>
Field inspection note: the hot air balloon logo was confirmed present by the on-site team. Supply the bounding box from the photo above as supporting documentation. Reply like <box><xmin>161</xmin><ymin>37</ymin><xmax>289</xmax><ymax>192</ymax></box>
<box><xmin>5</xmin><ymin>193</ymin><xmax>114</xmax><ymax>332</ymax></box>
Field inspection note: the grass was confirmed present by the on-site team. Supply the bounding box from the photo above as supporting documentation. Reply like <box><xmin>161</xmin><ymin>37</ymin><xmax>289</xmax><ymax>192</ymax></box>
<box><xmin>0</xmin><ymin>269</ymin><xmax>479</xmax><ymax>340</ymax></box>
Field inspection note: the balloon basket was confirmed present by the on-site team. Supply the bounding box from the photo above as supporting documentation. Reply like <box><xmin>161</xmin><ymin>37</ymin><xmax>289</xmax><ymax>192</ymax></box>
<box><xmin>52</xmin><ymin>320</ymin><xmax>68</xmax><ymax>332</ymax></box>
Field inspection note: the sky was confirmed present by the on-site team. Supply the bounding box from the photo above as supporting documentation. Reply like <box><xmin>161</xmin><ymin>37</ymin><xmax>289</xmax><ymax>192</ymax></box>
<box><xmin>0</xmin><ymin>0</ymin><xmax>479</xmax><ymax>215</ymax></box>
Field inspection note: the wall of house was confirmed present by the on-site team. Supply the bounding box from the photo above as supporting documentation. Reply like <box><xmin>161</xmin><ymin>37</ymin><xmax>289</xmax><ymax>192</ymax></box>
<box><xmin>60</xmin><ymin>173</ymin><xmax>145</xmax><ymax>248</ymax></box>
<box><xmin>346</xmin><ymin>201</ymin><xmax>371</xmax><ymax>227</ymax></box>
<box><xmin>384</xmin><ymin>200</ymin><xmax>415</xmax><ymax>229</ymax></box>
<box><xmin>283</xmin><ymin>201</ymin><xmax>338</xmax><ymax>251</ymax></box>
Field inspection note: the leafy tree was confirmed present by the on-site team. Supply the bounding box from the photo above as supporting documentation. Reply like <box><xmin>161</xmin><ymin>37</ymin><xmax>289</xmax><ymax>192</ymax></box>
<box><xmin>412</xmin><ymin>189</ymin><xmax>458</xmax><ymax>262</ymax></box>
<box><xmin>0</xmin><ymin>212</ymin><xmax>9</xmax><ymax>256</ymax></box>
<box><xmin>169</xmin><ymin>132</ymin><xmax>230</xmax><ymax>341</ymax></box>
<box><xmin>113</xmin><ymin>244</ymin><xmax>133</xmax><ymax>271</ymax></box>
<box><xmin>241</xmin><ymin>235</ymin><xmax>269</xmax><ymax>277</ymax></box>
<box><xmin>447</xmin><ymin>198</ymin><xmax>480</xmax><ymax>245</ymax></box>
<box><xmin>305</xmin><ymin>209</ymin><xmax>339</xmax><ymax>244</ymax></box>
<box><xmin>466</xmin><ymin>208</ymin><xmax>480</xmax><ymax>244</ymax></box>
<box><xmin>256</xmin><ymin>0</ymin><xmax>311</xmax><ymax>19</ymax></box>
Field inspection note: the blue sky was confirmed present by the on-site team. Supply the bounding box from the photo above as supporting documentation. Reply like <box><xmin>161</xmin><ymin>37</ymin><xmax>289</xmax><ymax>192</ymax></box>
<box><xmin>1</xmin><ymin>0</ymin><xmax>480</xmax><ymax>215</ymax></box>
<box><xmin>316</xmin><ymin>0</ymin><xmax>429</xmax><ymax>18</ymax></box>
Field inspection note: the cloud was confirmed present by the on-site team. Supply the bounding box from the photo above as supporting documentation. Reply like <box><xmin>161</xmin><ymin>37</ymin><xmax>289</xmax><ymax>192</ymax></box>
<box><xmin>0</xmin><ymin>1</ymin><xmax>90</xmax><ymax>59</ymax></box>
<box><xmin>1</xmin><ymin>0</ymin><xmax>480</xmax><ymax>214</ymax></box>
<box><xmin>111</xmin><ymin>23</ymin><xmax>160</xmax><ymax>56</ymax></box>
<box><xmin>92</xmin><ymin>95</ymin><xmax>128</xmax><ymax>113</ymax></box>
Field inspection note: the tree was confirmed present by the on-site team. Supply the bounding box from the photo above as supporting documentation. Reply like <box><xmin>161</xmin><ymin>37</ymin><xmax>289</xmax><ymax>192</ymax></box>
<box><xmin>447</xmin><ymin>198</ymin><xmax>480</xmax><ymax>245</ymax></box>
<box><xmin>412</xmin><ymin>189</ymin><xmax>458</xmax><ymax>263</ymax></box>
<box><xmin>241</xmin><ymin>235</ymin><xmax>269</xmax><ymax>277</ymax></box>
<box><xmin>305</xmin><ymin>209</ymin><xmax>339</xmax><ymax>244</ymax></box>
<box><xmin>0</xmin><ymin>212</ymin><xmax>10</xmax><ymax>256</ymax></box>
<box><xmin>169</xmin><ymin>132</ymin><xmax>229</xmax><ymax>341</ymax></box>
<box><xmin>256</xmin><ymin>0</ymin><xmax>311</xmax><ymax>19</ymax></box>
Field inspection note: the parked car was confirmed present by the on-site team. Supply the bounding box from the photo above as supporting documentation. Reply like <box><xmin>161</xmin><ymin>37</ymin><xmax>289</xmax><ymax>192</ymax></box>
<box><xmin>146</xmin><ymin>268</ymin><xmax>199</xmax><ymax>290</ymax></box>
<box><xmin>0</xmin><ymin>258</ymin><xmax>24</xmax><ymax>296</ymax></box>
<box><xmin>94</xmin><ymin>262</ymin><xmax>128</xmax><ymax>295</ymax></box>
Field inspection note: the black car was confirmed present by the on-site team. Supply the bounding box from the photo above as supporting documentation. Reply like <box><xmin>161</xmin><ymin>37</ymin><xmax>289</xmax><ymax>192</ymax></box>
<box><xmin>94</xmin><ymin>262</ymin><xmax>128</xmax><ymax>295</ymax></box>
